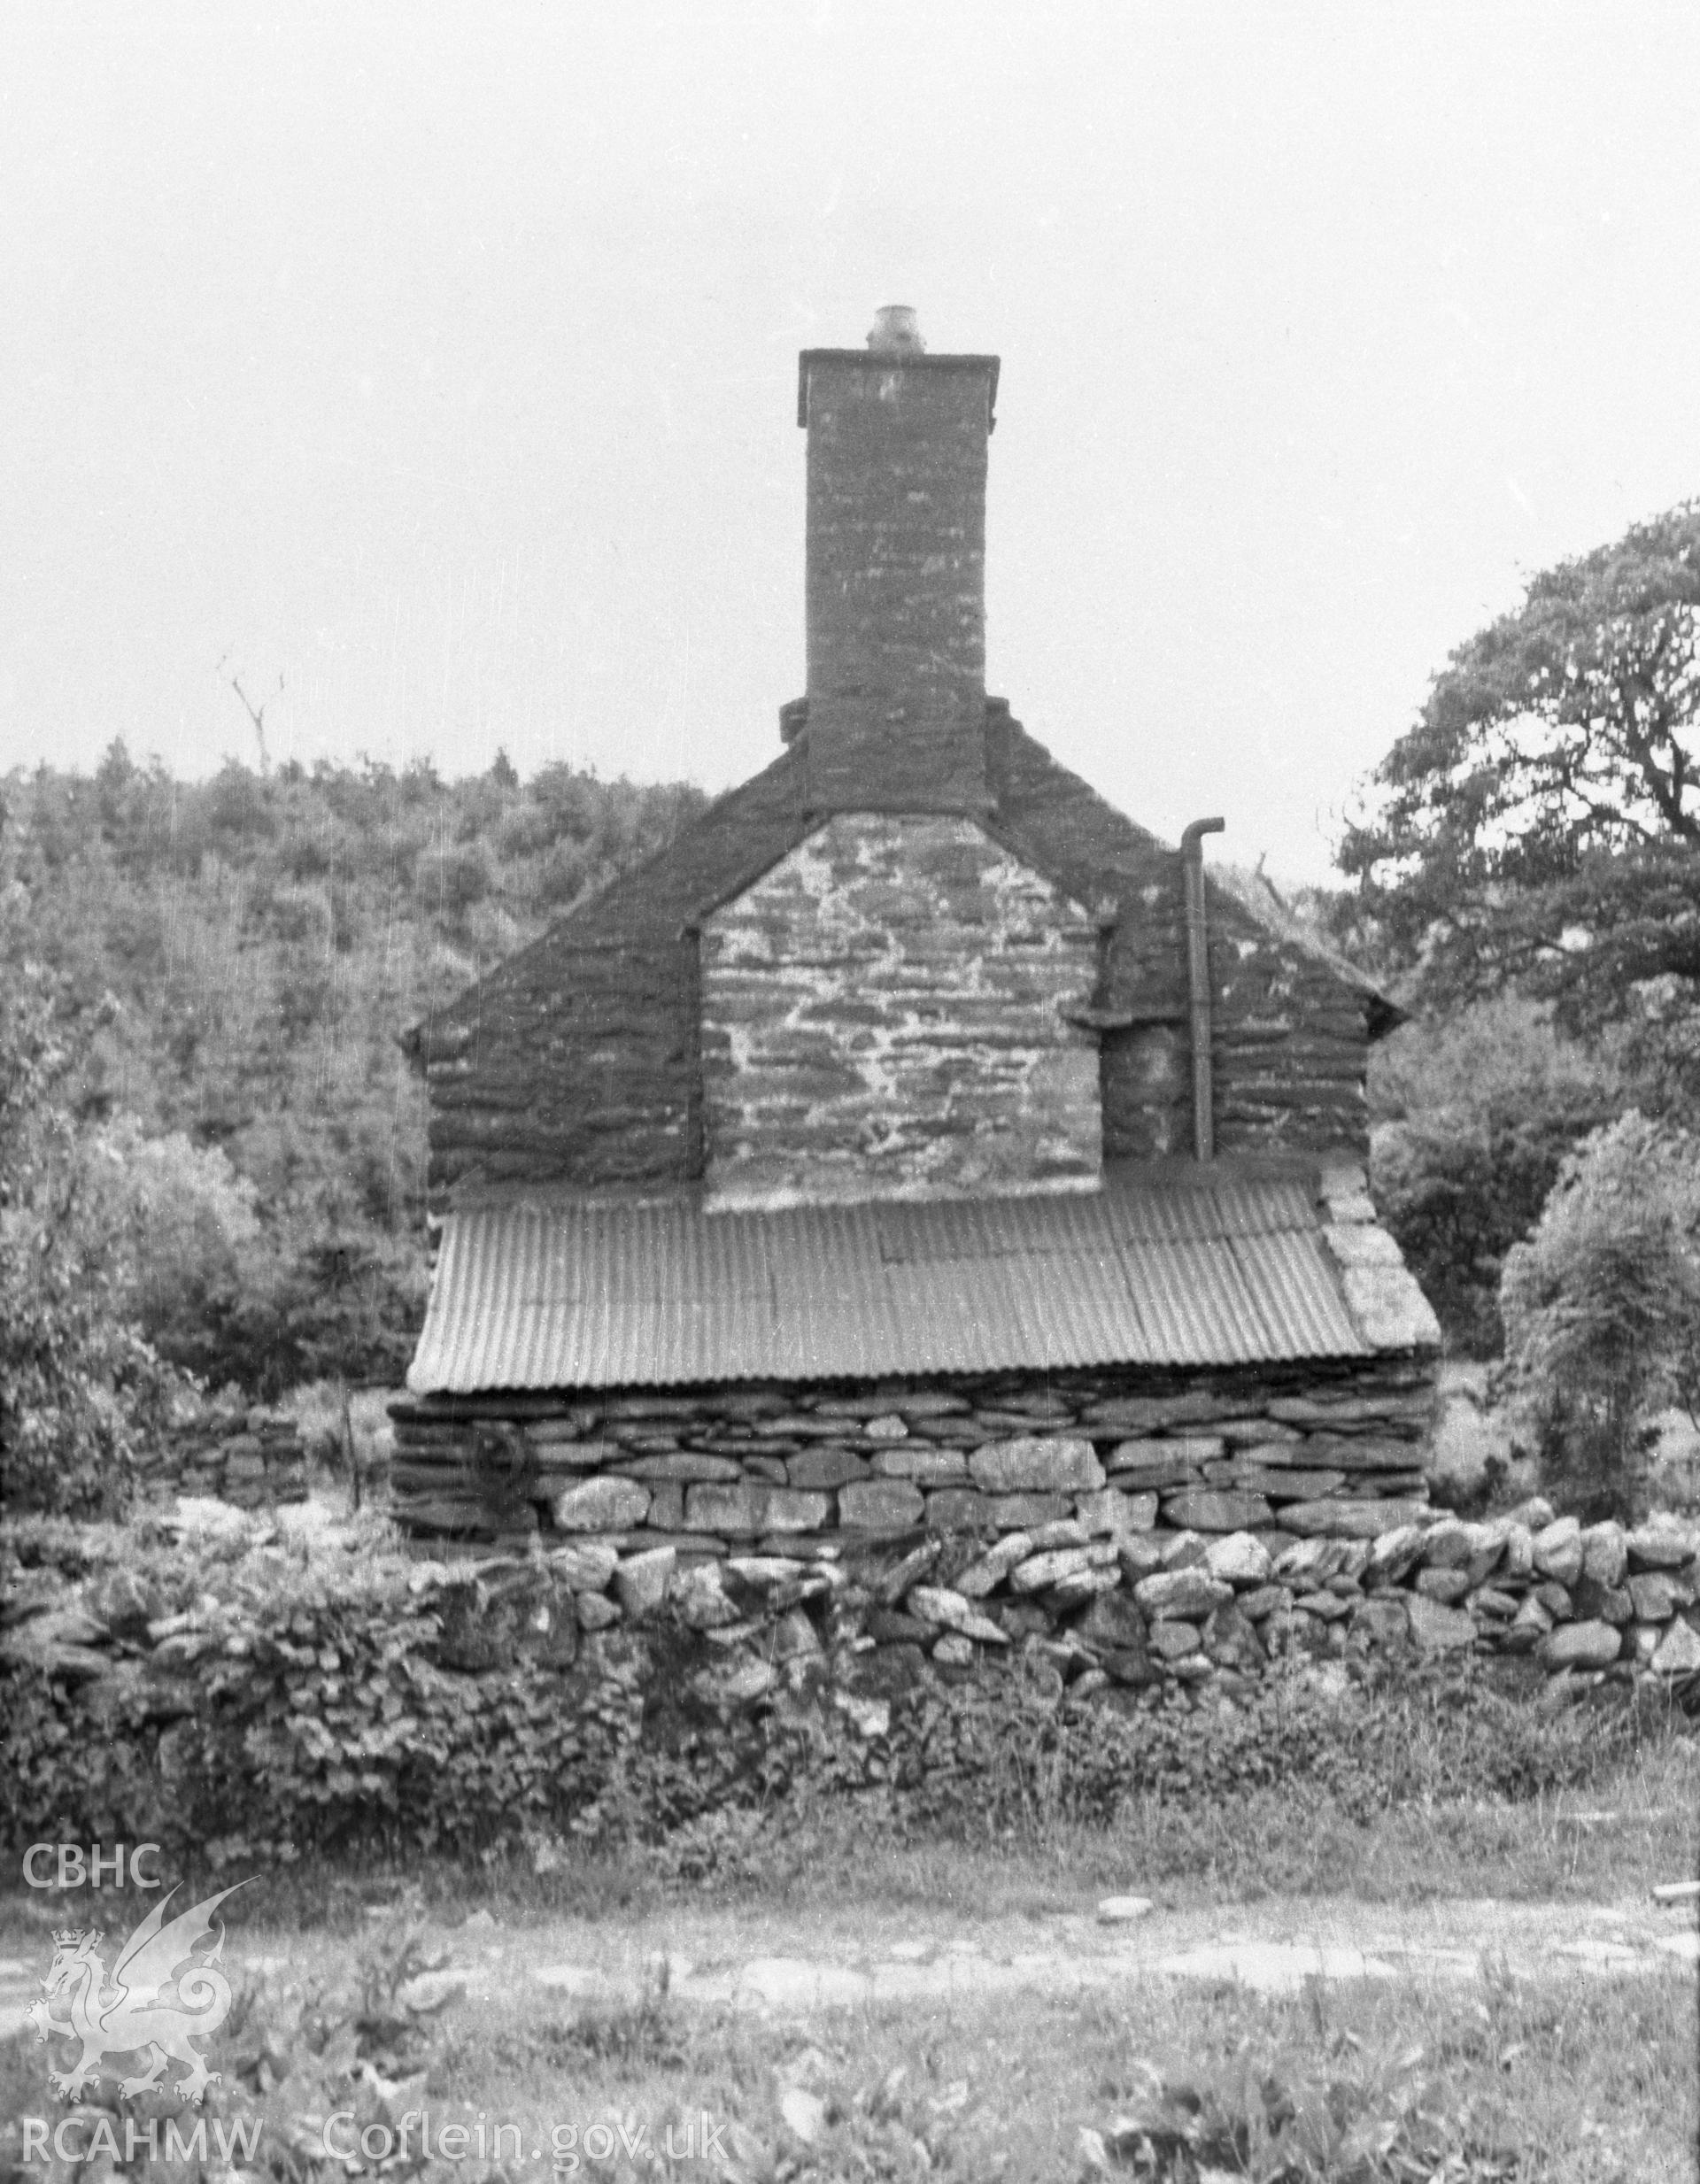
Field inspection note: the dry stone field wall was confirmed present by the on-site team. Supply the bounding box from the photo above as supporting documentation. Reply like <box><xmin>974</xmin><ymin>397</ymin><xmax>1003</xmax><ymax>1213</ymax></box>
<box><xmin>388</xmin><ymin>1365</ymin><xmax>1700</xmax><ymax>1694</ymax></box>
<box><xmin>133</xmin><ymin>1404</ymin><xmax>309</xmax><ymax>1509</ymax></box>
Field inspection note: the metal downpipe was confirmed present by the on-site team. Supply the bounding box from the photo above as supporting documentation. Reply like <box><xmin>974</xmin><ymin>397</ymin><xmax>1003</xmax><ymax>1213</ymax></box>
<box><xmin>1181</xmin><ymin>817</ymin><xmax>1225</xmax><ymax>1161</ymax></box>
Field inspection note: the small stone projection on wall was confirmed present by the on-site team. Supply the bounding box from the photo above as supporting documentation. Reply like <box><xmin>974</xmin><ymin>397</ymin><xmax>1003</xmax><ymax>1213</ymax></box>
<box><xmin>134</xmin><ymin>1402</ymin><xmax>309</xmax><ymax>1510</ymax></box>
<box><xmin>385</xmin><ymin>1367</ymin><xmax>1700</xmax><ymax>1691</ymax></box>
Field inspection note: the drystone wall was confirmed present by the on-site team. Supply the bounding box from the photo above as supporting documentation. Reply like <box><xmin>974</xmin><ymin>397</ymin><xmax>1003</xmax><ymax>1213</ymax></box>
<box><xmin>6</xmin><ymin>1502</ymin><xmax>1695</xmax><ymax>1869</ymax></box>
<box><xmin>388</xmin><ymin>1359</ymin><xmax>1439</xmax><ymax>1554</ymax></box>
<box><xmin>6</xmin><ymin>1504</ymin><xmax>1697</xmax><ymax>1827</ymax></box>
<box><xmin>562</xmin><ymin>1500</ymin><xmax>1700</xmax><ymax>1702</ymax></box>
<box><xmin>132</xmin><ymin>1405</ymin><xmax>308</xmax><ymax>1509</ymax></box>
<box><xmin>386</xmin><ymin>1362</ymin><xmax>1700</xmax><ymax>1695</ymax></box>
<box><xmin>392</xmin><ymin>1504</ymin><xmax>1700</xmax><ymax>1709</ymax></box>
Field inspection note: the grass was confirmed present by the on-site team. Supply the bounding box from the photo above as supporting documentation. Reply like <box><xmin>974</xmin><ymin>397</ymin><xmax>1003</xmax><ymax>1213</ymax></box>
<box><xmin>4</xmin><ymin>1744</ymin><xmax>1696</xmax><ymax>2180</ymax></box>
<box><xmin>4</xmin><ymin>1926</ymin><xmax>1694</xmax><ymax>2182</ymax></box>
<box><xmin>407</xmin><ymin>1972</ymin><xmax>1700</xmax><ymax>2181</ymax></box>
<box><xmin>11</xmin><ymin>1733</ymin><xmax>1692</xmax><ymax>1944</ymax></box>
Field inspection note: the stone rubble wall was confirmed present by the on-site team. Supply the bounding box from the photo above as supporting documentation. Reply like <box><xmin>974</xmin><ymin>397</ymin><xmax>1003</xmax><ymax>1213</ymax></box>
<box><xmin>132</xmin><ymin>1405</ymin><xmax>310</xmax><ymax>1510</ymax></box>
<box><xmin>429</xmin><ymin>1501</ymin><xmax>1700</xmax><ymax>1709</ymax></box>
<box><xmin>6</xmin><ymin>1502</ymin><xmax>1696</xmax><ymax>1772</ymax></box>
<box><xmin>699</xmin><ymin>813</ymin><xmax>1102</xmax><ymax>1206</ymax></box>
<box><xmin>382</xmin><ymin>1361</ymin><xmax>1700</xmax><ymax>1696</ymax></box>
<box><xmin>387</xmin><ymin>1359</ymin><xmax>1439</xmax><ymax>1555</ymax></box>
<box><xmin>983</xmin><ymin>713</ymin><xmax>1386</xmax><ymax>1168</ymax></box>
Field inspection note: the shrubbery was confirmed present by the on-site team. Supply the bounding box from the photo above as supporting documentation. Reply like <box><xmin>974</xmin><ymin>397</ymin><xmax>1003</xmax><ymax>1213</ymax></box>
<box><xmin>1499</xmin><ymin>1113</ymin><xmax>1700</xmax><ymax>1522</ymax></box>
<box><xmin>2</xmin><ymin>1519</ymin><xmax>1677</xmax><ymax>1870</ymax></box>
<box><xmin>0</xmin><ymin>968</ymin><xmax>181</xmax><ymax>1516</ymax></box>
<box><xmin>1367</xmin><ymin>997</ymin><xmax>1623</xmax><ymax>1354</ymax></box>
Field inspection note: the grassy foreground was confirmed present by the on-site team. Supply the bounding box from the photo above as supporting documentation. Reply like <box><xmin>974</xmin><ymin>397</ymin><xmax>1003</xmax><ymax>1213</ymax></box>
<box><xmin>4</xmin><ymin>1741</ymin><xmax>1698</xmax><ymax>2182</ymax></box>
<box><xmin>16</xmin><ymin>1732</ymin><xmax>1688</xmax><ymax>1935</ymax></box>
<box><xmin>3</xmin><ymin>1908</ymin><xmax>1694</xmax><ymax>2184</ymax></box>
<box><xmin>353</xmin><ymin>1968</ymin><xmax>1699</xmax><ymax>2184</ymax></box>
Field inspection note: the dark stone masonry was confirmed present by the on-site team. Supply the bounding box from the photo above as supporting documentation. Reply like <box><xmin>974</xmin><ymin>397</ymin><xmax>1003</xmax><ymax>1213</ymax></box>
<box><xmin>389</xmin><ymin>1360</ymin><xmax>1437</xmax><ymax>1553</ymax></box>
<box><xmin>699</xmin><ymin>812</ymin><xmax>1102</xmax><ymax>1205</ymax></box>
<box><xmin>385</xmin><ymin>1353</ymin><xmax>1700</xmax><ymax>1698</ymax></box>
<box><xmin>382</xmin><ymin>1366</ymin><xmax>1700</xmax><ymax>1694</ymax></box>
<box><xmin>133</xmin><ymin>1403</ymin><xmax>309</xmax><ymax>1509</ymax></box>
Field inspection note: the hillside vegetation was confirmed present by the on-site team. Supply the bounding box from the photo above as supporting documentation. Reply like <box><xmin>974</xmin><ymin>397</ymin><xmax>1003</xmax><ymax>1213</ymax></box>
<box><xmin>0</xmin><ymin>745</ymin><xmax>705</xmax><ymax>1397</ymax></box>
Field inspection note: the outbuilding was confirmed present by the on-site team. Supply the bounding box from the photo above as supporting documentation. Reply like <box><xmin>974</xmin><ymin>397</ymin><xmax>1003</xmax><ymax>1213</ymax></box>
<box><xmin>397</xmin><ymin>310</ymin><xmax>1439</xmax><ymax>1563</ymax></box>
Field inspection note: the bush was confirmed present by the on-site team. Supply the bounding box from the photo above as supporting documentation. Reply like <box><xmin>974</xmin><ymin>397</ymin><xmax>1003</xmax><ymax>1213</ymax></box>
<box><xmin>168</xmin><ymin>1225</ymin><xmax>427</xmax><ymax>1398</ymax></box>
<box><xmin>1500</xmin><ymin>1112</ymin><xmax>1700</xmax><ymax>1521</ymax></box>
<box><xmin>1373</xmin><ymin>1119</ymin><xmax>1578</xmax><ymax>1354</ymax></box>
<box><xmin>0</xmin><ymin>970</ymin><xmax>181</xmax><ymax>1516</ymax></box>
<box><xmin>3</xmin><ymin>1521</ymin><xmax>1680</xmax><ymax>1870</ymax></box>
<box><xmin>80</xmin><ymin>1118</ymin><xmax>261</xmax><ymax>1364</ymax></box>
<box><xmin>2</xmin><ymin>748</ymin><xmax>712</xmax><ymax>1418</ymax></box>
<box><xmin>414</xmin><ymin>842</ymin><xmax>495</xmax><ymax>915</ymax></box>
<box><xmin>875</xmin><ymin>1649</ymin><xmax>1641</xmax><ymax>1841</ymax></box>
<box><xmin>1369</xmin><ymin>998</ymin><xmax>1621</xmax><ymax>1353</ymax></box>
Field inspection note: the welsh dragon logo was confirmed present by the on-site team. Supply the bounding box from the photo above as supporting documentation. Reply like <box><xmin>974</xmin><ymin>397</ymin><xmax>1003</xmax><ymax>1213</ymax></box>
<box><xmin>27</xmin><ymin>1883</ymin><xmax>248</xmax><ymax>2104</ymax></box>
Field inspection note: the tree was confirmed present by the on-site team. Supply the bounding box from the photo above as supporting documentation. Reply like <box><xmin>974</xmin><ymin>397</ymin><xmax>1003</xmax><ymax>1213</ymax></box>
<box><xmin>1498</xmin><ymin>1113</ymin><xmax>1700</xmax><ymax>1522</ymax></box>
<box><xmin>0</xmin><ymin>964</ymin><xmax>179</xmax><ymax>1515</ymax></box>
<box><xmin>1340</xmin><ymin>503</ymin><xmax>1700</xmax><ymax>1107</ymax></box>
<box><xmin>1369</xmin><ymin>996</ymin><xmax>1622</xmax><ymax>1352</ymax></box>
<box><xmin>1</xmin><ymin>747</ymin><xmax>707</xmax><ymax>1401</ymax></box>
<box><xmin>79</xmin><ymin>1120</ymin><xmax>263</xmax><ymax>1378</ymax></box>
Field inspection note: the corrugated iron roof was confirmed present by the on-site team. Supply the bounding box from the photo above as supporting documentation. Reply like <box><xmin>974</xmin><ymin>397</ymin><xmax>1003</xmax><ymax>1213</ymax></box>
<box><xmin>406</xmin><ymin>1172</ymin><xmax>1378</xmax><ymax>1393</ymax></box>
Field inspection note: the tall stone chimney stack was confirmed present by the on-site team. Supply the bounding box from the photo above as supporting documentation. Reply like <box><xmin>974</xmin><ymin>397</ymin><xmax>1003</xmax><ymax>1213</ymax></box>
<box><xmin>797</xmin><ymin>308</ymin><xmax>1000</xmax><ymax>813</ymax></box>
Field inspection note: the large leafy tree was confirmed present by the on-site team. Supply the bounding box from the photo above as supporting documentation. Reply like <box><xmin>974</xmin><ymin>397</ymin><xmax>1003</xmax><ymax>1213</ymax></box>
<box><xmin>1340</xmin><ymin>503</ymin><xmax>1700</xmax><ymax>1105</ymax></box>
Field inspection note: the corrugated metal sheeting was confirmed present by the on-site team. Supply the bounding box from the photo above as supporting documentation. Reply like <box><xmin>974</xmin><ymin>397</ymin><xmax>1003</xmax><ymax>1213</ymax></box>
<box><xmin>406</xmin><ymin>1174</ymin><xmax>1371</xmax><ymax>1393</ymax></box>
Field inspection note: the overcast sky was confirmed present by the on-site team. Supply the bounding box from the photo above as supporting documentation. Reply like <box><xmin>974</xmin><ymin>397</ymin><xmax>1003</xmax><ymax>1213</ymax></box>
<box><xmin>4</xmin><ymin>3</ymin><xmax>1697</xmax><ymax>881</ymax></box>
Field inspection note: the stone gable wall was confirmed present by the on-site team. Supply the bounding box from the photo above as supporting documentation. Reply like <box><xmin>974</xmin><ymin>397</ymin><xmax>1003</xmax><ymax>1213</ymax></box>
<box><xmin>699</xmin><ymin>814</ymin><xmax>1101</xmax><ymax>1207</ymax></box>
<box><xmin>413</xmin><ymin>715</ymin><xmax>1386</xmax><ymax>1203</ymax></box>
<box><xmin>413</xmin><ymin>748</ymin><xmax>813</xmax><ymax>1207</ymax></box>
<box><xmin>985</xmin><ymin>717</ymin><xmax>1377</xmax><ymax>1165</ymax></box>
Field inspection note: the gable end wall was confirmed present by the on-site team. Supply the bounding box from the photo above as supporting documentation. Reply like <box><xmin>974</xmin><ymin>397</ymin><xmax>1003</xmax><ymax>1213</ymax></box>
<box><xmin>984</xmin><ymin>715</ymin><xmax>1372</xmax><ymax>1166</ymax></box>
<box><xmin>699</xmin><ymin>813</ymin><xmax>1101</xmax><ymax>1206</ymax></box>
<box><xmin>416</xmin><ymin>714</ymin><xmax>1379</xmax><ymax>1202</ymax></box>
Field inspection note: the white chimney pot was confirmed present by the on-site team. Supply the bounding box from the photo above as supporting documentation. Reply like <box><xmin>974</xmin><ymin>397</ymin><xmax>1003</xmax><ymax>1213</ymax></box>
<box><xmin>868</xmin><ymin>305</ymin><xmax>925</xmax><ymax>355</ymax></box>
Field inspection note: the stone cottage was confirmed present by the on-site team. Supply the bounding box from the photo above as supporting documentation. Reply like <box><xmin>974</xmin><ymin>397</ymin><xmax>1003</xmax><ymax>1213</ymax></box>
<box><xmin>395</xmin><ymin>308</ymin><xmax>1441</xmax><ymax>1568</ymax></box>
